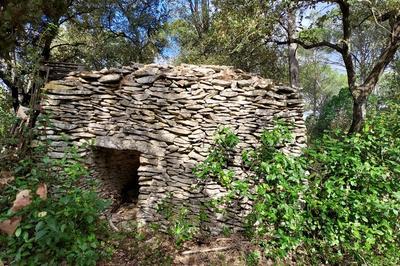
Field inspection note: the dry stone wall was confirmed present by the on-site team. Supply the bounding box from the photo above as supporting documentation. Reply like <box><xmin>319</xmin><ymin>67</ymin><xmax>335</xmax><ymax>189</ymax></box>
<box><xmin>40</xmin><ymin>63</ymin><xmax>307</xmax><ymax>233</ymax></box>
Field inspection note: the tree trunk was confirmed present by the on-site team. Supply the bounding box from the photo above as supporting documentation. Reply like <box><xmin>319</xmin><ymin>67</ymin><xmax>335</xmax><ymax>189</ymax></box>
<box><xmin>347</xmin><ymin>16</ymin><xmax>400</xmax><ymax>133</ymax></box>
<box><xmin>288</xmin><ymin>9</ymin><xmax>299</xmax><ymax>88</ymax></box>
<box><xmin>348</xmin><ymin>86</ymin><xmax>369</xmax><ymax>133</ymax></box>
<box><xmin>0</xmin><ymin>72</ymin><xmax>20</xmax><ymax>111</ymax></box>
<box><xmin>10</xmin><ymin>83</ymin><xmax>19</xmax><ymax>112</ymax></box>
<box><xmin>41</xmin><ymin>37</ymin><xmax>52</xmax><ymax>61</ymax></box>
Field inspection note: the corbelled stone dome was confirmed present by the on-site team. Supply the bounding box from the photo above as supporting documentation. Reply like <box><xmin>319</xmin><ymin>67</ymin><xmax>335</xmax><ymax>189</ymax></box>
<box><xmin>40</xmin><ymin>63</ymin><xmax>306</xmax><ymax>233</ymax></box>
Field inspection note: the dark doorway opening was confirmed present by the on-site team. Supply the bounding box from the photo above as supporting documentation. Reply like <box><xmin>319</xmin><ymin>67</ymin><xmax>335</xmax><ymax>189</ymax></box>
<box><xmin>92</xmin><ymin>147</ymin><xmax>140</xmax><ymax>213</ymax></box>
<box><xmin>120</xmin><ymin>171</ymin><xmax>139</xmax><ymax>204</ymax></box>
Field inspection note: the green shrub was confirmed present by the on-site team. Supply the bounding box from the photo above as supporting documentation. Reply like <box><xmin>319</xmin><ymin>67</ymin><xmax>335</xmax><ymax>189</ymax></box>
<box><xmin>308</xmin><ymin>87</ymin><xmax>353</xmax><ymax>138</ymax></box>
<box><xmin>1</xmin><ymin>190</ymin><xmax>108</xmax><ymax>265</ymax></box>
<box><xmin>195</xmin><ymin>100</ymin><xmax>400</xmax><ymax>264</ymax></box>
<box><xmin>241</xmin><ymin>122</ymin><xmax>307</xmax><ymax>257</ymax></box>
<box><xmin>0</xmin><ymin>143</ymin><xmax>109</xmax><ymax>265</ymax></box>
<box><xmin>167</xmin><ymin>207</ymin><xmax>198</xmax><ymax>246</ymax></box>
<box><xmin>0</xmin><ymin>91</ymin><xmax>19</xmax><ymax>170</ymax></box>
<box><xmin>303</xmin><ymin>98</ymin><xmax>400</xmax><ymax>264</ymax></box>
<box><xmin>0</xmin><ymin>91</ymin><xmax>16</xmax><ymax>140</ymax></box>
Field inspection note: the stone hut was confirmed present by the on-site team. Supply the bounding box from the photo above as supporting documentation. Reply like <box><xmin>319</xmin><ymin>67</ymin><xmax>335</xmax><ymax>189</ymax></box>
<box><xmin>40</xmin><ymin>63</ymin><xmax>306</xmax><ymax>232</ymax></box>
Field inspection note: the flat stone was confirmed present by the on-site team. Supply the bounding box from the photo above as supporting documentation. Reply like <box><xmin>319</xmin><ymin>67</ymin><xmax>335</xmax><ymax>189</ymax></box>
<box><xmin>44</xmin><ymin>83</ymin><xmax>73</xmax><ymax>92</ymax></box>
<box><xmin>193</xmin><ymin>67</ymin><xmax>215</xmax><ymax>75</ymax></box>
<box><xmin>255</xmin><ymin>109</ymin><xmax>275</xmax><ymax>116</ymax></box>
<box><xmin>237</xmin><ymin>79</ymin><xmax>253</xmax><ymax>87</ymax></box>
<box><xmin>99</xmin><ymin>74</ymin><xmax>121</xmax><ymax>83</ymax></box>
<box><xmin>186</xmin><ymin>104</ymin><xmax>203</xmax><ymax>110</ymax></box>
<box><xmin>138</xmin><ymin>165</ymin><xmax>166</xmax><ymax>174</ymax></box>
<box><xmin>132</xmin><ymin>93</ymin><xmax>150</xmax><ymax>101</ymax></box>
<box><xmin>177</xmin><ymin>120</ymin><xmax>199</xmax><ymax>127</ymax></box>
<box><xmin>42</xmin><ymin>99</ymin><xmax>60</xmax><ymax>106</ymax></box>
<box><xmin>188</xmin><ymin>150</ymin><xmax>206</xmax><ymax>161</ymax></box>
<box><xmin>220</xmin><ymin>90</ymin><xmax>238</xmax><ymax>97</ymax></box>
<box><xmin>51</xmin><ymin>120</ymin><xmax>77</xmax><ymax>131</ymax></box>
<box><xmin>133</xmin><ymin>67</ymin><xmax>159</xmax><ymax>77</ymax></box>
<box><xmin>71</xmin><ymin>132</ymin><xmax>96</xmax><ymax>138</ymax></box>
<box><xmin>256</xmin><ymin>80</ymin><xmax>273</xmax><ymax>89</ymax></box>
<box><xmin>48</xmin><ymin>88</ymin><xmax>92</xmax><ymax>95</ymax></box>
<box><xmin>148</xmin><ymin>131</ymin><xmax>176</xmax><ymax>143</ymax></box>
<box><xmin>79</xmin><ymin>72</ymin><xmax>102</xmax><ymax>80</ymax></box>
<box><xmin>136</xmin><ymin>75</ymin><xmax>159</xmax><ymax>84</ymax></box>
<box><xmin>168</xmin><ymin>145</ymin><xmax>179</xmax><ymax>152</ymax></box>
<box><xmin>257</xmin><ymin>99</ymin><xmax>286</xmax><ymax>107</ymax></box>
<box><xmin>166</xmin><ymin>127</ymin><xmax>192</xmax><ymax>136</ymax></box>
<box><xmin>211</xmin><ymin>79</ymin><xmax>231</xmax><ymax>87</ymax></box>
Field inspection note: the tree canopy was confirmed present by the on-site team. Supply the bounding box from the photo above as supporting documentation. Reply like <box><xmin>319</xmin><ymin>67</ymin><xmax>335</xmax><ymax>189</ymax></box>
<box><xmin>0</xmin><ymin>0</ymin><xmax>399</xmax><ymax>131</ymax></box>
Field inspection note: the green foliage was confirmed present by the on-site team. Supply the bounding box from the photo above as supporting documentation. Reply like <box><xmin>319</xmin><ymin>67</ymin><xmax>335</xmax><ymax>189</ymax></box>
<box><xmin>52</xmin><ymin>0</ymin><xmax>170</xmax><ymax>68</ymax></box>
<box><xmin>193</xmin><ymin>127</ymin><xmax>239</xmax><ymax>186</ymax></box>
<box><xmin>298</xmin><ymin>27</ymin><xmax>328</xmax><ymax>44</ymax></box>
<box><xmin>378</xmin><ymin>57</ymin><xmax>400</xmax><ymax>99</ymax></box>
<box><xmin>308</xmin><ymin>87</ymin><xmax>353</xmax><ymax>138</ymax></box>
<box><xmin>156</xmin><ymin>193</ymin><xmax>199</xmax><ymax>247</ymax></box>
<box><xmin>171</xmin><ymin>0</ymin><xmax>288</xmax><ymax>81</ymax></box>
<box><xmin>245</xmin><ymin>250</ymin><xmax>260</xmax><ymax>266</ymax></box>
<box><xmin>2</xmin><ymin>190</ymin><xmax>108</xmax><ymax>265</ymax></box>
<box><xmin>241</xmin><ymin>122</ymin><xmax>307</xmax><ymax>257</ymax></box>
<box><xmin>0</xmin><ymin>143</ymin><xmax>109</xmax><ymax>265</ymax></box>
<box><xmin>0</xmin><ymin>91</ymin><xmax>17</xmax><ymax>147</ymax></box>
<box><xmin>221</xmin><ymin>225</ymin><xmax>232</xmax><ymax>237</ymax></box>
<box><xmin>303</xmin><ymin>98</ymin><xmax>400</xmax><ymax>264</ymax></box>
<box><xmin>196</xmin><ymin>104</ymin><xmax>400</xmax><ymax>264</ymax></box>
<box><xmin>299</xmin><ymin>49</ymin><xmax>347</xmax><ymax>130</ymax></box>
<box><xmin>167</xmin><ymin>207</ymin><xmax>198</xmax><ymax>247</ymax></box>
<box><xmin>0</xmin><ymin>0</ymin><xmax>43</xmax><ymax>58</ymax></box>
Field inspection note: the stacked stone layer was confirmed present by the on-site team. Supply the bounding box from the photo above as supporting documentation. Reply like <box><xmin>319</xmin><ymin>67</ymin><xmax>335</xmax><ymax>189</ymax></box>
<box><xmin>40</xmin><ymin>63</ymin><xmax>307</xmax><ymax>233</ymax></box>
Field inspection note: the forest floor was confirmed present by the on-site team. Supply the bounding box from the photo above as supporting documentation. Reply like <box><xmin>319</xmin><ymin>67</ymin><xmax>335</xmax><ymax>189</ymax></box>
<box><xmin>100</xmin><ymin>203</ymin><xmax>256</xmax><ymax>265</ymax></box>
<box><xmin>100</xmin><ymin>234</ymin><xmax>264</xmax><ymax>266</ymax></box>
<box><xmin>99</xmin><ymin>201</ymin><xmax>276</xmax><ymax>265</ymax></box>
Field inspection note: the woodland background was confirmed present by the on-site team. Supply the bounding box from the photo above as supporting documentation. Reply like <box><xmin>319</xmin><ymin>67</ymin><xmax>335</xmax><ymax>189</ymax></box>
<box><xmin>0</xmin><ymin>1</ymin><xmax>399</xmax><ymax>265</ymax></box>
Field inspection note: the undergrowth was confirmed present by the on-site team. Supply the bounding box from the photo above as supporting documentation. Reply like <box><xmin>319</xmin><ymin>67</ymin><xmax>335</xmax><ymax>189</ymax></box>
<box><xmin>0</xmin><ymin>113</ymin><xmax>109</xmax><ymax>265</ymax></box>
<box><xmin>0</xmin><ymin>90</ymin><xmax>399</xmax><ymax>265</ymax></box>
<box><xmin>193</xmin><ymin>99</ymin><xmax>400</xmax><ymax>264</ymax></box>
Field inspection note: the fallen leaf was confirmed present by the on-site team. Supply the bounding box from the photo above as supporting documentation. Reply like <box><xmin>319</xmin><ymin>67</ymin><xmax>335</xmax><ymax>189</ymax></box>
<box><xmin>0</xmin><ymin>216</ymin><xmax>22</xmax><ymax>236</ymax></box>
<box><xmin>16</xmin><ymin>106</ymin><xmax>29</xmax><ymax>121</ymax></box>
<box><xmin>36</xmin><ymin>183</ymin><xmax>47</xmax><ymax>200</ymax></box>
<box><xmin>11</xmin><ymin>190</ymin><xmax>32</xmax><ymax>212</ymax></box>
<box><xmin>0</xmin><ymin>171</ymin><xmax>14</xmax><ymax>189</ymax></box>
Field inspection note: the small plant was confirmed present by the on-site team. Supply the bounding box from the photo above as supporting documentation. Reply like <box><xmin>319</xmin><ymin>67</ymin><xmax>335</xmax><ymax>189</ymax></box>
<box><xmin>193</xmin><ymin>126</ymin><xmax>239</xmax><ymax>187</ymax></box>
<box><xmin>222</xmin><ymin>225</ymin><xmax>232</xmax><ymax>237</ymax></box>
<box><xmin>168</xmin><ymin>207</ymin><xmax>198</xmax><ymax>246</ymax></box>
<box><xmin>214</xmin><ymin>126</ymin><xmax>240</xmax><ymax>149</ymax></box>
<box><xmin>156</xmin><ymin>194</ymin><xmax>199</xmax><ymax>247</ymax></box>
<box><xmin>156</xmin><ymin>192</ymin><xmax>174</xmax><ymax>219</ymax></box>
<box><xmin>245</xmin><ymin>250</ymin><xmax>260</xmax><ymax>266</ymax></box>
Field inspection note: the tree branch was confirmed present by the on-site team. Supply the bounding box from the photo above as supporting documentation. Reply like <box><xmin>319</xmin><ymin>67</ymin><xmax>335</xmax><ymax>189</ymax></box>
<box><xmin>271</xmin><ymin>38</ymin><xmax>343</xmax><ymax>53</ymax></box>
<box><xmin>50</xmin><ymin>42</ymin><xmax>85</xmax><ymax>50</ymax></box>
<box><xmin>375</xmin><ymin>9</ymin><xmax>398</xmax><ymax>22</ymax></box>
<box><xmin>363</xmin><ymin>17</ymin><xmax>400</xmax><ymax>92</ymax></box>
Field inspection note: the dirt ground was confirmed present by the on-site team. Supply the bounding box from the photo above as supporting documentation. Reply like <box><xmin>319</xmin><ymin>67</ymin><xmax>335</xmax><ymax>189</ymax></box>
<box><xmin>99</xmin><ymin>232</ymin><xmax>269</xmax><ymax>266</ymax></box>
